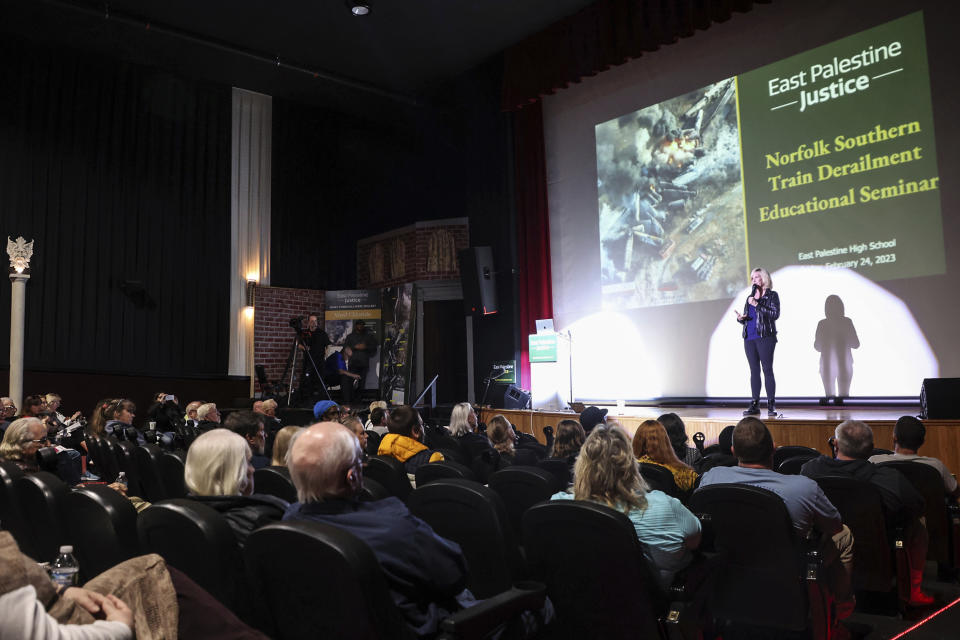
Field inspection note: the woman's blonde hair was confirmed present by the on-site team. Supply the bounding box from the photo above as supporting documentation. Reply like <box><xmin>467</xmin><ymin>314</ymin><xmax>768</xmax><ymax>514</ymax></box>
<box><xmin>448</xmin><ymin>402</ymin><xmax>474</xmax><ymax>436</ymax></box>
<box><xmin>185</xmin><ymin>429</ymin><xmax>251</xmax><ymax>496</ymax></box>
<box><xmin>486</xmin><ymin>415</ymin><xmax>515</xmax><ymax>455</ymax></box>
<box><xmin>368</xmin><ymin>400</ymin><xmax>387</xmax><ymax>413</ymax></box>
<box><xmin>0</xmin><ymin>417</ymin><xmax>43</xmax><ymax>461</ymax></box>
<box><xmin>632</xmin><ymin>420</ymin><xmax>690</xmax><ymax>469</ymax></box>
<box><xmin>573</xmin><ymin>425</ymin><xmax>648</xmax><ymax>514</ymax></box>
<box><xmin>271</xmin><ymin>426</ymin><xmax>302</xmax><ymax>467</ymax></box>
<box><xmin>752</xmin><ymin>267</ymin><xmax>772</xmax><ymax>289</ymax></box>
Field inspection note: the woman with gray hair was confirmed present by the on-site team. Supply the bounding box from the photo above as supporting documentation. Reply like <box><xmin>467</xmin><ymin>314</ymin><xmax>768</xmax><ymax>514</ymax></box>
<box><xmin>184</xmin><ymin>429</ymin><xmax>287</xmax><ymax>547</ymax></box>
<box><xmin>0</xmin><ymin>417</ymin><xmax>49</xmax><ymax>472</ymax></box>
<box><xmin>551</xmin><ymin>425</ymin><xmax>701</xmax><ymax>587</ymax></box>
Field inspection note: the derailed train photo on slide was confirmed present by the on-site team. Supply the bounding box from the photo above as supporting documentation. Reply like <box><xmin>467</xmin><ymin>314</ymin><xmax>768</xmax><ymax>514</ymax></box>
<box><xmin>596</xmin><ymin>77</ymin><xmax>747</xmax><ymax>310</ymax></box>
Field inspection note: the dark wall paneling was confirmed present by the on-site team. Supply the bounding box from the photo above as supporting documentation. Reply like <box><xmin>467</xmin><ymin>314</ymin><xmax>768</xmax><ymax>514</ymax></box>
<box><xmin>0</xmin><ymin>38</ymin><xmax>231</xmax><ymax>377</ymax></box>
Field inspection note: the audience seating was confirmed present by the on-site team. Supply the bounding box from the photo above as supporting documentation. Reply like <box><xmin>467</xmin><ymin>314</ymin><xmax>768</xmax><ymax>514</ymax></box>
<box><xmin>66</xmin><ymin>484</ymin><xmax>140</xmax><ymax>582</ymax></box>
<box><xmin>877</xmin><ymin>460</ymin><xmax>955</xmax><ymax>566</ymax></box>
<box><xmin>536</xmin><ymin>458</ymin><xmax>572</xmax><ymax>489</ymax></box>
<box><xmin>488</xmin><ymin>466</ymin><xmax>561</xmax><ymax>537</ymax></box>
<box><xmin>772</xmin><ymin>445</ymin><xmax>820</xmax><ymax>470</ymax></box>
<box><xmin>470</xmin><ymin>448</ymin><xmax>502</xmax><ymax>484</ymax></box>
<box><xmin>134</xmin><ymin>444</ymin><xmax>169</xmax><ymax>502</ymax></box>
<box><xmin>688</xmin><ymin>483</ymin><xmax>831</xmax><ymax>639</ymax></box>
<box><xmin>15</xmin><ymin>471</ymin><xmax>70</xmax><ymax>562</ymax></box>
<box><xmin>364</xmin><ymin>455</ymin><xmax>412</xmax><ymax>501</ymax></box>
<box><xmin>426</xmin><ymin>432</ymin><xmax>468</xmax><ymax>465</ymax></box>
<box><xmin>245</xmin><ymin>520</ymin><xmax>546</xmax><ymax>640</ymax></box>
<box><xmin>522</xmin><ymin>500</ymin><xmax>672</xmax><ymax>639</ymax></box>
<box><xmin>359</xmin><ymin>477</ymin><xmax>390</xmax><ymax>502</ymax></box>
<box><xmin>110</xmin><ymin>439</ymin><xmax>144</xmax><ymax>498</ymax></box>
<box><xmin>364</xmin><ymin>430</ymin><xmax>382</xmax><ymax>456</ymax></box>
<box><xmin>414</xmin><ymin>460</ymin><xmax>476</xmax><ymax>486</ymax></box>
<box><xmin>138</xmin><ymin>498</ymin><xmax>244</xmax><ymax>610</ymax></box>
<box><xmin>777</xmin><ymin>453</ymin><xmax>818</xmax><ymax>475</ymax></box>
<box><xmin>407</xmin><ymin>478</ymin><xmax>523</xmax><ymax>598</ymax></box>
<box><xmin>254</xmin><ymin>466</ymin><xmax>297</xmax><ymax>503</ymax></box>
<box><xmin>813</xmin><ymin>476</ymin><xmax>909</xmax><ymax>610</ymax></box>
<box><xmin>0</xmin><ymin>459</ymin><xmax>34</xmax><ymax>558</ymax></box>
<box><xmin>639</xmin><ymin>462</ymin><xmax>683</xmax><ymax>500</ymax></box>
<box><xmin>160</xmin><ymin>450</ymin><xmax>187</xmax><ymax>498</ymax></box>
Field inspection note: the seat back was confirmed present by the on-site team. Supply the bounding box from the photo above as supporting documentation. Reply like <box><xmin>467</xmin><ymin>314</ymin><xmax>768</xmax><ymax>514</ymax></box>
<box><xmin>688</xmin><ymin>483</ymin><xmax>810</xmax><ymax>631</ymax></box>
<box><xmin>254</xmin><ymin>466</ymin><xmax>297</xmax><ymax>503</ymax></box>
<box><xmin>522</xmin><ymin>500</ymin><xmax>663</xmax><ymax>639</ymax></box>
<box><xmin>134</xmin><ymin>444</ymin><xmax>168</xmax><ymax>502</ymax></box>
<box><xmin>777</xmin><ymin>453</ymin><xmax>818</xmax><ymax>475</ymax></box>
<box><xmin>0</xmin><ymin>460</ymin><xmax>33</xmax><ymax>558</ymax></box>
<box><xmin>15</xmin><ymin>471</ymin><xmax>70</xmax><ymax>562</ymax></box>
<box><xmin>639</xmin><ymin>462</ymin><xmax>682</xmax><ymax>499</ymax></box>
<box><xmin>364</xmin><ymin>430</ymin><xmax>382</xmax><ymax>456</ymax></box>
<box><xmin>138</xmin><ymin>498</ymin><xmax>243</xmax><ymax>608</ymax></box>
<box><xmin>111</xmin><ymin>440</ymin><xmax>143</xmax><ymax>497</ymax></box>
<box><xmin>876</xmin><ymin>461</ymin><xmax>949</xmax><ymax>563</ymax></box>
<box><xmin>813</xmin><ymin>476</ymin><xmax>896</xmax><ymax>593</ymax></box>
<box><xmin>489</xmin><ymin>466</ymin><xmax>560</xmax><ymax>536</ymax></box>
<box><xmin>245</xmin><ymin>521</ymin><xmax>412</xmax><ymax>640</ymax></box>
<box><xmin>160</xmin><ymin>451</ymin><xmax>187</xmax><ymax>498</ymax></box>
<box><xmin>407</xmin><ymin>478</ymin><xmax>520</xmax><ymax>598</ymax></box>
<box><xmin>773</xmin><ymin>445</ymin><xmax>820</xmax><ymax>470</ymax></box>
<box><xmin>537</xmin><ymin>458</ymin><xmax>572</xmax><ymax>489</ymax></box>
<box><xmin>364</xmin><ymin>456</ymin><xmax>411</xmax><ymax>501</ymax></box>
<box><xmin>66</xmin><ymin>485</ymin><xmax>139</xmax><ymax>581</ymax></box>
<box><xmin>414</xmin><ymin>460</ymin><xmax>476</xmax><ymax>486</ymax></box>
<box><xmin>359</xmin><ymin>477</ymin><xmax>390</xmax><ymax>502</ymax></box>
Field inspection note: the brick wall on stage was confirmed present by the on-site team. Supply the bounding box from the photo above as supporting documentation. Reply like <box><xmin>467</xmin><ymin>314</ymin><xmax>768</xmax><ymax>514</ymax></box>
<box><xmin>357</xmin><ymin>218</ymin><xmax>470</xmax><ymax>288</ymax></box>
<box><xmin>253</xmin><ymin>286</ymin><xmax>325</xmax><ymax>395</ymax></box>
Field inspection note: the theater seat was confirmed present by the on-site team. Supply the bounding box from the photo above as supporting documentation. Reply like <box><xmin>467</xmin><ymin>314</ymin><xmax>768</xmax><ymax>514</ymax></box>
<box><xmin>407</xmin><ymin>478</ymin><xmax>522</xmax><ymax>598</ymax></box>
<box><xmin>536</xmin><ymin>458</ymin><xmax>572</xmax><ymax>489</ymax></box>
<box><xmin>364</xmin><ymin>455</ymin><xmax>411</xmax><ymax>501</ymax></box>
<box><xmin>110</xmin><ymin>439</ymin><xmax>144</xmax><ymax>498</ymax></box>
<box><xmin>138</xmin><ymin>498</ymin><xmax>243</xmax><ymax>610</ymax></box>
<box><xmin>254</xmin><ymin>466</ymin><xmax>297</xmax><ymax>503</ymax></box>
<box><xmin>359</xmin><ymin>477</ymin><xmax>390</xmax><ymax>502</ymax></box>
<box><xmin>15</xmin><ymin>471</ymin><xmax>70</xmax><ymax>562</ymax></box>
<box><xmin>772</xmin><ymin>445</ymin><xmax>820</xmax><ymax>470</ymax></box>
<box><xmin>877</xmin><ymin>461</ymin><xmax>953</xmax><ymax>565</ymax></box>
<box><xmin>159</xmin><ymin>451</ymin><xmax>187</xmax><ymax>498</ymax></box>
<box><xmin>134</xmin><ymin>444</ymin><xmax>168</xmax><ymax>502</ymax></box>
<box><xmin>489</xmin><ymin>466</ymin><xmax>561</xmax><ymax>537</ymax></box>
<box><xmin>245</xmin><ymin>520</ymin><xmax>546</xmax><ymax>640</ymax></box>
<box><xmin>66</xmin><ymin>484</ymin><xmax>139</xmax><ymax>581</ymax></box>
<box><xmin>639</xmin><ymin>462</ymin><xmax>683</xmax><ymax>500</ymax></box>
<box><xmin>0</xmin><ymin>460</ymin><xmax>34</xmax><ymax>558</ymax></box>
<box><xmin>414</xmin><ymin>460</ymin><xmax>476</xmax><ymax>486</ymax></box>
<box><xmin>777</xmin><ymin>453</ymin><xmax>818</xmax><ymax>475</ymax></box>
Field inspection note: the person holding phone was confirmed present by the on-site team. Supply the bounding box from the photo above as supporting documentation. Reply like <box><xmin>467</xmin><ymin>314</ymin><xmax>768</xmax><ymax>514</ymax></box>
<box><xmin>734</xmin><ymin>267</ymin><xmax>780</xmax><ymax>417</ymax></box>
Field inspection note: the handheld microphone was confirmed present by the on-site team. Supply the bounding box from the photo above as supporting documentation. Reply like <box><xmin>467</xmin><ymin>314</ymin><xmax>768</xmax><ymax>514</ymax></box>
<box><xmin>750</xmin><ymin>284</ymin><xmax>759</xmax><ymax>297</ymax></box>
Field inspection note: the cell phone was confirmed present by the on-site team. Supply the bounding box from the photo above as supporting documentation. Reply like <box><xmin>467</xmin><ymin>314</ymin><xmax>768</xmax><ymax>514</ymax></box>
<box><xmin>164</xmin><ymin>394</ymin><xmax>176</xmax><ymax>402</ymax></box>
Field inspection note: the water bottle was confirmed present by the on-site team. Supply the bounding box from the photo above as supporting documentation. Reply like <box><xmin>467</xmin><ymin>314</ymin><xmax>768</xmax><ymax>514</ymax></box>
<box><xmin>116</xmin><ymin>471</ymin><xmax>128</xmax><ymax>491</ymax></box>
<box><xmin>50</xmin><ymin>545</ymin><xmax>79</xmax><ymax>589</ymax></box>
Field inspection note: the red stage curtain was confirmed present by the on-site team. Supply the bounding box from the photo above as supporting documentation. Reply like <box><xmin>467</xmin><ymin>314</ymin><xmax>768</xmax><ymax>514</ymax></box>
<box><xmin>514</xmin><ymin>102</ymin><xmax>554</xmax><ymax>388</ymax></box>
<box><xmin>502</xmin><ymin>0</ymin><xmax>769</xmax><ymax>111</ymax></box>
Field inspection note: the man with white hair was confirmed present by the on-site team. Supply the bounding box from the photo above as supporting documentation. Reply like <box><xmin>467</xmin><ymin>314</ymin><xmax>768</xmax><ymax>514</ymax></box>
<box><xmin>196</xmin><ymin>403</ymin><xmax>221</xmax><ymax>432</ymax></box>
<box><xmin>283</xmin><ymin>422</ymin><xmax>475</xmax><ymax>637</ymax></box>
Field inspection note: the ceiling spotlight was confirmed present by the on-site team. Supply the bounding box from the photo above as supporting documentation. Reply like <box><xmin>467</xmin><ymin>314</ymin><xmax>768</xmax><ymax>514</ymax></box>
<box><xmin>349</xmin><ymin>2</ymin><xmax>371</xmax><ymax>16</ymax></box>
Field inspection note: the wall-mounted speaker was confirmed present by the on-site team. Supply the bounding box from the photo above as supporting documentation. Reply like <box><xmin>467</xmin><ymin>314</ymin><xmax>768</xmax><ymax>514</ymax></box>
<box><xmin>920</xmin><ymin>378</ymin><xmax>960</xmax><ymax>419</ymax></box>
<box><xmin>458</xmin><ymin>247</ymin><xmax>498</xmax><ymax>315</ymax></box>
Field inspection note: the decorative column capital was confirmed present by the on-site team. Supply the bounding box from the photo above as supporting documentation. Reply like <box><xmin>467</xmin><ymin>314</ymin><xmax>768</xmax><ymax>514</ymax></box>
<box><xmin>7</xmin><ymin>236</ymin><xmax>34</xmax><ymax>275</ymax></box>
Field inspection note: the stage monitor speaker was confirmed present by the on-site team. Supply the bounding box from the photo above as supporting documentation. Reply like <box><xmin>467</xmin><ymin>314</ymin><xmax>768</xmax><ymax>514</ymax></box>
<box><xmin>920</xmin><ymin>378</ymin><xmax>960</xmax><ymax>419</ymax></box>
<box><xmin>503</xmin><ymin>384</ymin><xmax>531</xmax><ymax>410</ymax></box>
<box><xmin>458</xmin><ymin>247</ymin><xmax>498</xmax><ymax>315</ymax></box>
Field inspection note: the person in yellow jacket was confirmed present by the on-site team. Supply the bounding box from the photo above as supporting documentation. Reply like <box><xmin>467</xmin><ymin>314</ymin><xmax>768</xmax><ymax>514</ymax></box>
<box><xmin>377</xmin><ymin>405</ymin><xmax>443</xmax><ymax>484</ymax></box>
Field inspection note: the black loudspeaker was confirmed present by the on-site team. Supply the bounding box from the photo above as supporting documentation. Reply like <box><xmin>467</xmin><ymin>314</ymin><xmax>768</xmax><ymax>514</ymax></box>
<box><xmin>458</xmin><ymin>247</ymin><xmax>498</xmax><ymax>315</ymax></box>
<box><xmin>920</xmin><ymin>378</ymin><xmax>960</xmax><ymax>419</ymax></box>
<box><xmin>503</xmin><ymin>384</ymin><xmax>531</xmax><ymax>410</ymax></box>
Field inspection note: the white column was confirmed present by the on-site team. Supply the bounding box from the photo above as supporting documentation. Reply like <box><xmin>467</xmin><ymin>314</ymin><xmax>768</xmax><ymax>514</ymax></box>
<box><xmin>8</xmin><ymin>273</ymin><xmax>29</xmax><ymax>409</ymax></box>
<box><xmin>229</xmin><ymin>88</ymin><xmax>273</xmax><ymax>379</ymax></box>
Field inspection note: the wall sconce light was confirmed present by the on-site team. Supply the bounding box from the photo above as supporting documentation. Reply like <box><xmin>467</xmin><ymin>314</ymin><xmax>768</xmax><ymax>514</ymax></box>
<box><xmin>245</xmin><ymin>279</ymin><xmax>256</xmax><ymax>308</ymax></box>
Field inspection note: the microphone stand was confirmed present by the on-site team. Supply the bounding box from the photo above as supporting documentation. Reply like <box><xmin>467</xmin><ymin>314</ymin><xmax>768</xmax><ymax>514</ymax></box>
<box><xmin>479</xmin><ymin>366</ymin><xmax>505</xmax><ymax>409</ymax></box>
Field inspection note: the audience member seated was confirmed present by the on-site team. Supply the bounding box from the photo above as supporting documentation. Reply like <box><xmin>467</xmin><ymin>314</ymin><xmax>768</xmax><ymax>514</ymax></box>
<box><xmin>869</xmin><ymin>415</ymin><xmax>959</xmax><ymax>499</ymax></box>
<box><xmin>44</xmin><ymin>393</ymin><xmax>82</xmax><ymax>430</ymax></box>
<box><xmin>322</xmin><ymin>345</ymin><xmax>361</xmax><ymax>404</ymax></box>
<box><xmin>183</xmin><ymin>401</ymin><xmax>203</xmax><ymax>429</ymax></box>
<box><xmin>0</xmin><ymin>397</ymin><xmax>16</xmax><ymax>433</ymax></box>
<box><xmin>367</xmin><ymin>406</ymin><xmax>389</xmax><ymax>437</ymax></box>
<box><xmin>631</xmin><ymin>420</ymin><xmax>698</xmax><ymax>492</ymax></box>
<box><xmin>184</xmin><ymin>429</ymin><xmax>287</xmax><ymax>548</ymax></box>
<box><xmin>365</xmin><ymin>401</ymin><xmax>388</xmax><ymax>434</ymax></box>
<box><xmin>579</xmin><ymin>405</ymin><xmax>607</xmax><ymax>435</ymax></box>
<box><xmin>103</xmin><ymin>399</ymin><xmax>145</xmax><ymax>445</ymax></box>
<box><xmin>85</xmin><ymin>399</ymin><xmax>113</xmax><ymax>439</ymax></box>
<box><xmin>700</xmin><ymin>417</ymin><xmax>854</xmax><ymax>616</ymax></box>
<box><xmin>486</xmin><ymin>414</ymin><xmax>520</xmax><ymax>466</ymax></box>
<box><xmin>225</xmin><ymin>411</ymin><xmax>270</xmax><ymax>470</ymax></box>
<box><xmin>17</xmin><ymin>395</ymin><xmax>46</xmax><ymax>420</ymax></box>
<box><xmin>546</xmin><ymin>419</ymin><xmax>585</xmax><ymax>476</ymax></box>
<box><xmin>195</xmin><ymin>403</ymin><xmax>221</xmax><ymax>432</ymax></box>
<box><xmin>0</xmin><ymin>417</ymin><xmax>49</xmax><ymax>473</ymax></box>
<box><xmin>312</xmin><ymin>400</ymin><xmax>341</xmax><ymax>423</ymax></box>
<box><xmin>270</xmin><ymin>426</ymin><xmax>302</xmax><ymax>467</ymax></box>
<box><xmin>551</xmin><ymin>425</ymin><xmax>701</xmax><ymax>587</ymax></box>
<box><xmin>659</xmin><ymin>412</ymin><xmax>703</xmax><ymax>470</ymax></box>
<box><xmin>801</xmin><ymin>419</ymin><xmax>931</xmax><ymax>605</ymax></box>
<box><xmin>254</xmin><ymin>398</ymin><xmax>281</xmax><ymax>429</ymax></box>
<box><xmin>283</xmin><ymin>421</ymin><xmax>476</xmax><ymax>637</ymax></box>
<box><xmin>0</xmin><ymin>531</ymin><xmax>267</xmax><ymax>639</ymax></box>
<box><xmin>341</xmin><ymin>416</ymin><xmax>368</xmax><ymax>452</ymax></box>
<box><xmin>377</xmin><ymin>405</ymin><xmax>443</xmax><ymax>481</ymax></box>
<box><xmin>447</xmin><ymin>402</ymin><xmax>490</xmax><ymax>460</ymax></box>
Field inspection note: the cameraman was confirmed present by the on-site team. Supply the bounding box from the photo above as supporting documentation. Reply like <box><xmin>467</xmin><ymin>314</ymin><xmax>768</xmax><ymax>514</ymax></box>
<box><xmin>296</xmin><ymin>314</ymin><xmax>330</xmax><ymax>400</ymax></box>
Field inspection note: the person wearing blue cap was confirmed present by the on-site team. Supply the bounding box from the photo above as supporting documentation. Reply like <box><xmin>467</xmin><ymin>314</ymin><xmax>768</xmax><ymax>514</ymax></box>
<box><xmin>313</xmin><ymin>401</ymin><xmax>340</xmax><ymax>422</ymax></box>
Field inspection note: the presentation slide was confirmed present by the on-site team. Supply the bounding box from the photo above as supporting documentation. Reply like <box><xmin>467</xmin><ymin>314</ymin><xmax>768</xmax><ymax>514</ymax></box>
<box><xmin>596</xmin><ymin>12</ymin><xmax>942</xmax><ymax>311</ymax></box>
<box><xmin>542</xmin><ymin>1</ymin><xmax>959</xmax><ymax>401</ymax></box>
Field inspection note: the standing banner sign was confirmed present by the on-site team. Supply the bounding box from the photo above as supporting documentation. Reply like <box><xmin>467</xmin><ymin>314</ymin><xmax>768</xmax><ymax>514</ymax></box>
<box><xmin>324</xmin><ymin>290</ymin><xmax>382</xmax><ymax>393</ymax></box>
<box><xmin>379</xmin><ymin>284</ymin><xmax>416</xmax><ymax>405</ymax></box>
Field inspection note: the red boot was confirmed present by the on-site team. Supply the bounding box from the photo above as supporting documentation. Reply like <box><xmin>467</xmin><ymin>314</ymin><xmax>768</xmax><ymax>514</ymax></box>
<box><xmin>909</xmin><ymin>568</ymin><xmax>935</xmax><ymax>607</ymax></box>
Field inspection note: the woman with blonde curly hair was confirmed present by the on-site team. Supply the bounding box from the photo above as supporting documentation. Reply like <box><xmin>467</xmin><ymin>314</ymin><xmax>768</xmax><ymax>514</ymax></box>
<box><xmin>552</xmin><ymin>425</ymin><xmax>701</xmax><ymax>586</ymax></box>
<box><xmin>632</xmin><ymin>420</ymin><xmax>698</xmax><ymax>492</ymax></box>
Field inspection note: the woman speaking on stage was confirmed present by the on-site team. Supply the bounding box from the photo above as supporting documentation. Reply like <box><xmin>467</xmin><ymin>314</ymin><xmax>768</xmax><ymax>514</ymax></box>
<box><xmin>735</xmin><ymin>267</ymin><xmax>780</xmax><ymax>417</ymax></box>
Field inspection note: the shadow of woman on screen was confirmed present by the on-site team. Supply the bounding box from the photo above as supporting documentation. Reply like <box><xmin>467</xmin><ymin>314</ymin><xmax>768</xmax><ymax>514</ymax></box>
<box><xmin>814</xmin><ymin>295</ymin><xmax>860</xmax><ymax>398</ymax></box>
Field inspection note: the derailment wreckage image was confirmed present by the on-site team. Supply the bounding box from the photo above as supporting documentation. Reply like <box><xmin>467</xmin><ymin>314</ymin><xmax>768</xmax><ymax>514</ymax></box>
<box><xmin>596</xmin><ymin>77</ymin><xmax>748</xmax><ymax>309</ymax></box>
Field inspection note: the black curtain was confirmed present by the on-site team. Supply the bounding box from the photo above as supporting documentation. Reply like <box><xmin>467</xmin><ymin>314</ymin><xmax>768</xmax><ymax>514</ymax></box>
<box><xmin>0</xmin><ymin>38</ymin><xmax>231</xmax><ymax>377</ymax></box>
